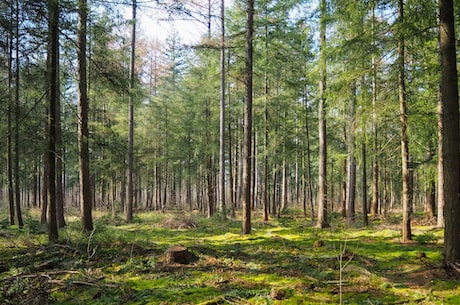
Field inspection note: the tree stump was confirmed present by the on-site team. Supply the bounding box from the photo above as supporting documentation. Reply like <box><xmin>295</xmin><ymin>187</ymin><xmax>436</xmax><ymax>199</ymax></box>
<box><xmin>165</xmin><ymin>246</ymin><xmax>196</xmax><ymax>264</ymax></box>
<box><xmin>270</xmin><ymin>287</ymin><xmax>287</xmax><ymax>300</ymax></box>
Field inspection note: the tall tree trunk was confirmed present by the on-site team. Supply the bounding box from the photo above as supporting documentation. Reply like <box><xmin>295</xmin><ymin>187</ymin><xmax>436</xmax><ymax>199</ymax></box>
<box><xmin>346</xmin><ymin>82</ymin><xmax>357</xmax><ymax>223</ymax></box>
<box><xmin>218</xmin><ymin>0</ymin><xmax>226</xmax><ymax>219</ymax></box>
<box><xmin>7</xmin><ymin>24</ymin><xmax>15</xmax><ymax>226</ymax></box>
<box><xmin>33</xmin><ymin>160</ymin><xmax>38</xmax><ymax>208</ymax></box>
<box><xmin>437</xmin><ymin>65</ymin><xmax>445</xmax><ymax>227</ymax></box>
<box><xmin>370</xmin><ymin>5</ymin><xmax>379</xmax><ymax>217</ymax></box>
<box><xmin>304</xmin><ymin>93</ymin><xmax>314</xmax><ymax>222</ymax></box>
<box><xmin>14</xmin><ymin>0</ymin><xmax>23</xmax><ymax>228</ymax></box>
<box><xmin>47</xmin><ymin>0</ymin><xmax>59</xmax><ymax>241</ymax></box>
<box><xmin>252</xmin><ymin>132</ymin><xmax>258</xmax><ymax>210</ymax></box>
<box><xmin>362</xmin><ymin>141</ymin><xmax>368</xmax><ymax>226</ymax></box>
<box><xmin>78</xmin><ymin>0</ymin><xmax>93</xmax><ymax>232</ymax></box>
<box><xmin>438</xmin><ymin>0</ymin><xmax>460</xmax><ymax>264</ymax></box>
<box><xmin>56</xmin><ymin>39</ymin><xmax>65</xmax><ymax>228</ymax></box>
<box><xmin>126</xmin><ymin>0</ymin><xmax>136</xmax><ymax>222</ymax></box>
<box><xmin>316</xmin><ymin>0</ymin><xmax>328</xmax><ymax>228</ymax></box>
<box><xmin>398</xmin><ymin>0</ymin><xmax>412</xmax><ymax>242</ymax></box>
<box><xmin>262</xmin><ymin>5</ymin><xmax>269</xmax><ymax>222</ymax></box>
<box><xmin>341</xmin><ymin>156</ymin><xmax>347</xmax><ymax>218</ymax></box>
<box><xmin>281</xmin><ymin>158</ymin><xmax>287</xmax><ymax>212</ymax></box>
<box><xmin>242</xmin><ymin>0</ymin><xmax>254</xmax><ymax>234</ymax></box>
<box><xmin>263</xmin><ymin>77</ymin><xmax>269</xmax><ymax>221</ymax></box>
<box><xmin>41</xmin><ymin>153</ymin><xmax>48</xmax><ymax>223</ymax></box>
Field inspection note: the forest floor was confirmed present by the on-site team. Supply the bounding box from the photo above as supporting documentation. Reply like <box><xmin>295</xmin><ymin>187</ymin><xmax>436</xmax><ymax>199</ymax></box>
<box><xmin>1</xmin><ymin>209</ymin><xmax>459</xmax><ymax>305</ymax></box>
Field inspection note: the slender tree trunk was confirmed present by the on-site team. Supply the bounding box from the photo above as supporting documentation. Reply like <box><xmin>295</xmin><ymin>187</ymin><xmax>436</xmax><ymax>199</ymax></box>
<box><xmin>398</xmin><ymin>0</ymin><xmax>411</xmax><ymax>242</ymax></box>
<box><xmin>78</xmin><ymin>0</ymin><xmax>93</xmax><ymax>232</ymax></box>
<box><xmin>270</xmin><ymin>169</ymin><xmax>276</xmax><ymax>216</ymax></box>
<box><xmin>316</xmin><ymin>0</ymin><xmax>328</xmax><ymax>228</ymax></box>
<box><xmin>56</xmin><ymin>40</ymin><xmax>65</xmax><ymax>228</ymax></box>
<box><xmin>126</xmin><ymin>0</ymin><xmax>136</xmax><ymax>222</ymax></box>
<box><xmin>218</xmin><ymin>0</ymin><xmax>226</xmax><ymax>219</ymax></box>
<box><xmin>242</xmin><ymin>0</ymin><xmax>254</xmax><ymax>234</ymax></box>
<box><xmin>426</xmin><ymin>180</ymin><xmax>435</xmax><ymax>219</ymax></box>
<box><xmin>362</xmin><ymin>141</ymin><xmax>368</xmax><ymax>227</ymax></box>
<box><xmin>41</xmin><ymin>153</ymin><xmax>48</xmax><ymax>224</ymax></box>
<box><xmin>14</xmin><ymin>0</ymin><xmax>23</xmax><ymax>228</ymax></box>
<box><xmin>437</xmin><ymin>122</ymin><xmax>445</xmax><ymax>227</ymax></box>
<box><xmin>438</xmin><ymin>0</ymin><xmax>460</xmax><ymax>264</ymax></box>
<box><xmin>47</xmin><ymin>0</ymin><xmax>59</xmax><ymax>241</ymax></box>
<box><xmin>33</xmin><ymin>160</ymin><xmax>38</xmax><ymax>208</ymax></box>
<box><xmin>304</xmin><ymin>93</ymin><xmax>314</xmax><ymax>222</ymax></box>
<box><xmin>252</xmin><ymin>132</ymin><xmax>258</xmax><ymax>210</ymax></box>
<box><xmin>341</xmin><ymin>156</ymin><xmax>347</xmax><ymax>218</ymax></box>
<box><xmin>206</xmin><ymin>157</ymin><xmax>214</xmax><ymax>218</ymax></box>
<box><xmin>370</xmin><ymin>5</ymin><xmax>379</xmax><ymax>217</ymax></box>
<box><xmin>281</xmin><ymin>158</ymin><xmax>287</xmax><ymax>212</ymax></box>
<box><xmin>228</xmin><ymin>92</ymin><xmax>235</xmax><ymax>217</ymax></box>
<box><xmin>7</xmin><ymin>26</ymin><xmax>15</xmax><ymax>226</ymax></box>
<box><xmin>262</xmin><ymin>6</ymin><xmax>269</xmax><ymax>222</ymax></box>
<box><xmin>436</xmin><ymin>60</ymin><xmax>445</xmax><ymax>228</ymax></box>
<box><xmin>111</xmin><ymin>174</ymin><xmax>117</xmax><ymax>216</ymax></box>
<box><xmin>263</xmin><ymin>81</ymin><xmax>269</xmax><ymax>221</ymax></box>
<box><xmin>346</xmin><ymin>82</ymin><xmax>357</xmax><ymax>223</ymax></box>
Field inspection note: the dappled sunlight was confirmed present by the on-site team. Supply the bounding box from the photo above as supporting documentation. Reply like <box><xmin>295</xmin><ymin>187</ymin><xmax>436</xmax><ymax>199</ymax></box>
<box><xmin>0</xmin><ymin>211</ymin><xmax>458</xmax><ymax>304</ymax></box>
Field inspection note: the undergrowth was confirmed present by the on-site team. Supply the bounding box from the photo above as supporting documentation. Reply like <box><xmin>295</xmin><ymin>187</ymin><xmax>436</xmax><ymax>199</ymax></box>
<box><xmin>0</xmin><ymin>210</ymin><xmax>457</xmax><ymax>304</ymax></box>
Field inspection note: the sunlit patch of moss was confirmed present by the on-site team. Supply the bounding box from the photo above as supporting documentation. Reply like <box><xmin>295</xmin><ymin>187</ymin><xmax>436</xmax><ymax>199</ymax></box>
<box><xmin>1</xmin><ymin>211</ymin><xmax>458</xmax><ymax>305</ymax></box>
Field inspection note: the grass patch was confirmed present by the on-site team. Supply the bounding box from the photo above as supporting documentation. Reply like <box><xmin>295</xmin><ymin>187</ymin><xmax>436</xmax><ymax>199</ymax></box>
<box><xmin>0</xmin><ymin>211</ymin><xmax>458</xmax><ymax>304</ymax></box>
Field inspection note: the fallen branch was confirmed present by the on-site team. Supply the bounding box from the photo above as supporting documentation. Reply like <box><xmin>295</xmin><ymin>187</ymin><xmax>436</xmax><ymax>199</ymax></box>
<box><xmin>447</xmin><ymin>262</ymin><xmax>460</xmax><ymax>275</ymax></box>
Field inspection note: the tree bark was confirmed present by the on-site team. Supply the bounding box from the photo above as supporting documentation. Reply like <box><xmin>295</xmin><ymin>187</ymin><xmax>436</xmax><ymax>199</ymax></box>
<box><xmin>78</xmin><ymin>0</ymin><xmax>93</xmax><ymax>232</ymax></box>
<box><xmin>218</xmin><ymin>0</ymin><xmax>226</xmax><ymax>219</ymax></box>
<box><xmin>242</xmin><ymin>0</ymin><xmax>254</xmax><ymax>234</ymax></box>
<box><xmin>425</xmin><ymin>180</ymin><xmax>435</xmax><ymax>219</ymax></box>
<box><xmin>362</xmin><ymin>141</ymin><xmax>368</xmax><ymax>227</ymax></box>
<box><xmin>47</xmin><ymin>0</ymin><xmax>59</xmax><ymax>241</ymax></box>
<box><xmin>56</xmin><ymin>37</ymin><xmax>65</xmax><ymax>228</ymax></box>
<box><xmin>316</xmin><ymin>0</ymin><xmax>328</xmax><ymax>228</ymax></box>
<box><xmin>304</xmin><ymin>94</ymin><xmax>314</xmax><ymax>222</ymax></box>
<box><xmin>438</xmin><ymin>0</ymin><xmax>460</xmax><ymax>264</ymax></box>
<box><xmin>370</xmin><ymin>4</ymin><xmax>379</xmax><ymax>217</ymax></box>
<box><xmin>7</xmin><ymin>21</ymin><xmax>15</xmax><ymax>226</ymax></box>
<box><xmin>346</xmin><ymin>82</ymin><xmax>357</xmax><ymax>223</ymax></box>
<box><xmin>14</xmin><ymin>0</ymin><xmax>23</xmax><ymax>228</ymax></box>
<box><xmin>399</xmin><ymin>0</ymin><xmax>412</xmax><ymax>242</ymax></box>
<box><xmin>126</xmin><ymin>0</ymin><xmax>136</xmax><ymax>222</ymax></box>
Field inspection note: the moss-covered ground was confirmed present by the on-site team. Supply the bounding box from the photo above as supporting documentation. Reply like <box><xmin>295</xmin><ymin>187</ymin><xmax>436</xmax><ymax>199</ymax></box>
<box><xmin>0</xmin><ymin>210</ymin><xmax>458</xmax><ymax>304</ymax></box>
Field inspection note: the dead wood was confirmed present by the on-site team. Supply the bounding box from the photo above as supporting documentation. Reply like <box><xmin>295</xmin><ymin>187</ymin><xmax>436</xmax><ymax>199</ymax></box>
<box><xmin>165</xmin><ymin>246</ymin><xmax>197</xmax><ymax>264</ymax></box>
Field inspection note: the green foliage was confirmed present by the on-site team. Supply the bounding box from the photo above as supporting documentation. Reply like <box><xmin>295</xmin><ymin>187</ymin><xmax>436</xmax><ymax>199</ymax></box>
<box><xmin>414</xmin><ymin>231</ymin><xmax>440</xmax><ymax>245</ymax></box>
<box><xmin>23</xmin><ymin>217</ymin><xmax>46</xmax><ymax>234</ymax></box>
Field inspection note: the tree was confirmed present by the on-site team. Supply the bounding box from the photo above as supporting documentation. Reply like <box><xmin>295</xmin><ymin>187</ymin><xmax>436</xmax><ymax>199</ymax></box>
<box><xmin>218</xmin><ymin>0</ymin><xmax>226</xmax><ymax>219</ymax></box>
<box><xmin>369</xmin><ymin>3</ymin><xmax>379</xmax><ymax>217</ymax></box>
<box><xmin>398</xmin><ymin>0</ymin><xmax>411</xmax><ymax>242</ymax></box>
<box><xmin>316</xmin><ymin>0</ymin><xmax>329</xmax><ymax>228</ymax></box>
<box><xmin>242</xmin><ymin>0</ymin><xmax>254</xmax><ymax>234</ymax></box>
<box><xmin>346</xmin><ymin>82</ymin><xmax>357</xmax><ymax>223</ymax></box>
<box><xmin>126</xmin><ymin>0</ymin><xmax>137</xmax><ymax>223</ymax></box>
<box><xmin>7</xmin><ymin>1</ymin><xmax>15</xmax><ymax>226</ymax></box>
<box><xmin>13</xmin><ymin>0</ymin><xmax>23</xmax><ymax>228</ymax></box>
<box><xmin>47</xmin><ymin>0</ymin><xmax>59</xmax><ymax>241</ymax></box>
<box><xmin>78</xmin><ymin>0</ymin><xmax>93</xmax><ymax>232</ymax></box>
<box><xmin>438</xmin><ymin>0</ymin><xmax>460</xmax><ymax>264</ymax></box>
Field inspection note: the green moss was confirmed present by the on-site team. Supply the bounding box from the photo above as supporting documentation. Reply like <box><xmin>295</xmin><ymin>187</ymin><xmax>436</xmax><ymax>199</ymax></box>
<box><xmin>0</xmin><ymin>212</ymin><xmax>457</xmax><ymax>305</ymax></box>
